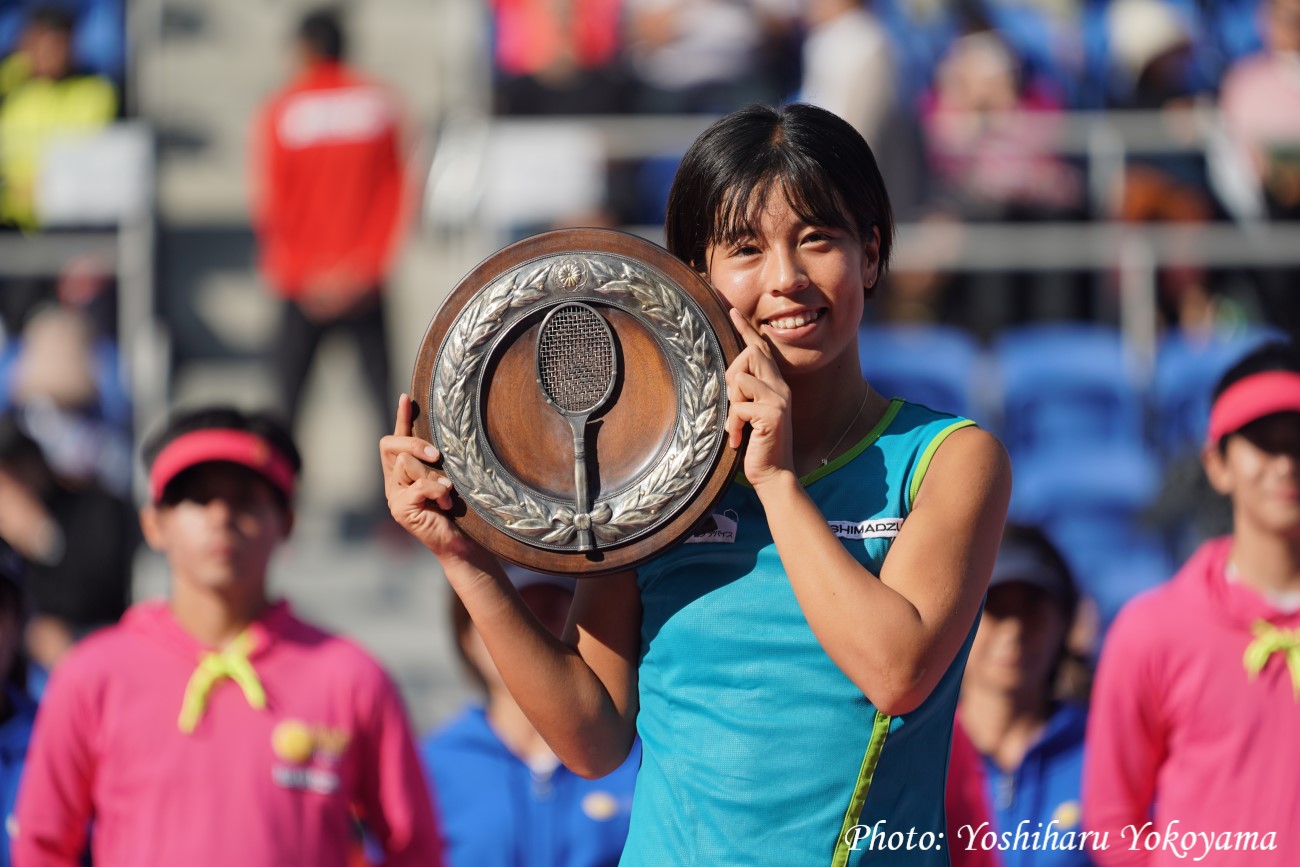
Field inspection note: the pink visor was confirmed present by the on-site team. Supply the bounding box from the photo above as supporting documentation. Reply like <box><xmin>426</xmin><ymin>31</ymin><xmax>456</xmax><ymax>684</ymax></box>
<box><xmin>149</xmin><ymin>429</ymin><xmax>297</xmax><ymax>503</ymax></box>
<box><xmin>1206</xmin><ymin>371</ymin><xmax>1300</xmax><ymax>445</ymax></box>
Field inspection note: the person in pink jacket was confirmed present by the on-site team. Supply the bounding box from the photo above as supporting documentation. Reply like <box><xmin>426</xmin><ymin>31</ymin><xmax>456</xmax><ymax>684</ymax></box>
<box><xmin>12</xmin><ymin>407</ymin><xmax>443</xmax><ymax>867</ymax></box>
<box><xmin>1082</xmin><ymin>340</ymin><xmax>1300</xmax><ymax>867</ymax></box>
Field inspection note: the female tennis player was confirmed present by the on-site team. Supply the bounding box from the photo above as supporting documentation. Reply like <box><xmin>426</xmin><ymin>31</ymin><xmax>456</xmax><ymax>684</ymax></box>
<box><xmin>383</xmin><ymin>103</ymin><xmax>1011</xmax><ymax>866</ymax></box>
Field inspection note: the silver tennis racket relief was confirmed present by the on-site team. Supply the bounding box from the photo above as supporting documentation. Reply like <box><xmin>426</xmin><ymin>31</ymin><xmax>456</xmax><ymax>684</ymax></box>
<box><xmin>535</xmin><ymin>302</ymin><xmax>619</xmax><ymax>551</ymax></box>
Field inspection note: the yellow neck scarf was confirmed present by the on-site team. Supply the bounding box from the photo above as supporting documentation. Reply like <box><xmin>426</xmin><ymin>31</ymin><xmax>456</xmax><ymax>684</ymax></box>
<box><xmin>177</xmin><ymin>629</ymin><xmax>268</xmax><ymax>734</ymax></box>
<box><xmin>1242</xmin><ymin>620</ymin><xmax>1300</xmax><ymax>702</ymax></box>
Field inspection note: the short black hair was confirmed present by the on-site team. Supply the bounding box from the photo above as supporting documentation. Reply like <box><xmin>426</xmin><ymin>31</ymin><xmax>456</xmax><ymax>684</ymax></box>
<box><xmin>298</xmin><ymin>7</ymin><xmax>345</xmax><ymax>61</ymax></box>
<box><xmin>141</xmin><ymin>406</ymin><xmax>301</xmax><ymax>505</ymax></box>
<box><xmin>27</xmin><ymin>5</ymin><xmax>75</xmax><ymax>35</ymax></box>
<box><xmin>1211</xmin><ymin>340</ymin><xmax>1300</xmax><ymax>402</ymax></box>
<box><xmin>664</xmin><ymin>103</ymin><xmax>895</xmax><ymax>278</ymax></box>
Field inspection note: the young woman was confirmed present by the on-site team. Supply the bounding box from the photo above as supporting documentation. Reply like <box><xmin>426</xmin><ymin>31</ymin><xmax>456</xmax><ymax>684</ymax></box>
<box><xmin>383</xmin><ymin>103</ymin><xmax>1012</xmax><ymax>865</ymax></box>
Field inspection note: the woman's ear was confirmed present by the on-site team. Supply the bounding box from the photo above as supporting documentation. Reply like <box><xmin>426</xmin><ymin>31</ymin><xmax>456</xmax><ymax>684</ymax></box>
<box><xmin>140</xmin><ymin>504</ymin><xmax>165</xmax><ymax>552</ymax></box>
<box><xmin>861</xmin><ymin>226</ymin><xmax>882</xmax><ymax>294</ymax></box>
<box><xmin>1202</xmin><ymin>442</ymin><xmax>1234</xmax><ymax>496</ymax></box>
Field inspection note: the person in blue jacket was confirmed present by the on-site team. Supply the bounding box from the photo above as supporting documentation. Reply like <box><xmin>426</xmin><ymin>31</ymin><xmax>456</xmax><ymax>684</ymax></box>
<box><xmin>422</xmin><ymin>564</ymin><xmax>639</xmax><ymax>867</ymax></box>
<box><xmin>0</xmin><ymin>539</ymin><xmax>37</xmax><ymax>867</ymax></box>
<box><xmin>958</xmin><ymin>524</ymin><xmax>1094</xmax><ymax>867</ymax></box>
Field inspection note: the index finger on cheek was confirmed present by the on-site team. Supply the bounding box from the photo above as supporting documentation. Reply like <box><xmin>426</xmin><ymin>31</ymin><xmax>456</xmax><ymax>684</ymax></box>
<box><xmin>729</xmin><ymin>308</ymin><xmax>763</xmax><ymax>345</ymax></box>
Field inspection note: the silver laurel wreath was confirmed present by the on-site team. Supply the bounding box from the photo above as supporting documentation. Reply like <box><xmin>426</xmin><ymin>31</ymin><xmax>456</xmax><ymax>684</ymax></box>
<box><xmin>431</xmin><ymin>255</ymin><xmax>725</xmax><ymax>548</ymax></box>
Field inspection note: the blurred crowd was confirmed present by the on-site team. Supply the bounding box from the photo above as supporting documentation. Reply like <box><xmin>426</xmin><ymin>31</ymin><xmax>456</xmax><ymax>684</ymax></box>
<box><xmin>486</xmin><ymin>0</ymin><xmax>1300</xmax><ymax>333</ymax></box>
<box><xmin>0</xmin><ymin>0</ymin><xmax>1298</xmax><ymax>865</ymax></box>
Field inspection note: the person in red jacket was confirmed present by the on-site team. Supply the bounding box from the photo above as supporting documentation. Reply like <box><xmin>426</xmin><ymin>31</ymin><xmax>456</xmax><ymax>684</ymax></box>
<box><xmin>251</xmin><ymin>8</ymin><xmax>407</xmax><ymax>438</ymax></box>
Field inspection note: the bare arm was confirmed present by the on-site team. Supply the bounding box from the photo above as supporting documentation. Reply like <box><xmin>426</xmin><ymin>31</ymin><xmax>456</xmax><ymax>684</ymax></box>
<box><xmin>759</xmin><ymin>427</ymin><xmax>1010</xmax><ymax>714</ymax></box>
<box><xmin>724</xmin><ymin>311</ymin><xmax>1010</xmax><ymax>714</ymax></box>
<box><xmin>381</xmin><ymin>394</ymin><xmax>639</xmax><ymax>776</ymax></box>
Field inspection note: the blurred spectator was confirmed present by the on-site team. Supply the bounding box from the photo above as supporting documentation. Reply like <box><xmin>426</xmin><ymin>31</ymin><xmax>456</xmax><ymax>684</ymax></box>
<box><xmin>0</xmin><ymin>1</ymin><xmax>125</xmax><ymax>86</ymax></box>
<box><xmin>1083</xmin><ymin>341</ymin><xmax>1300</xmax><ymax>866</ymax></box>
<box><xmin>919</xmin><ymin>29</ymin><xmax>1089</xmax><ymax>330</ymax></box>
<box><xmin>923</xmin><ymin>29</ymin><xmax>1083</xmax><ymax>220</ymax></box>
<box><xmin>12</xmin><ymin>406</ymin><xmax>443</xmax><ymax>866</ymax></box>
<box><xmin>490</xmin><ymin>0</ymin><xmax>629</xmax><ymax>114</ymax></box>
<box><xmin>0</xmin><ymin>304</ymin><xmax>132</xmax><ymax>496</ymax></box>
<box><xmin>960</xmin><ymin>524</ymin><xmax>1096</xmax><ymax>867</ymax></box>
<box><xmin>0</xmin><ymin>540</ymin><xmax>36</xmax><ymax>867</ymax></box>
<box><xmin>623</xmin><ymin>0</ymin><xmax>797</xmax><ymax>113</ymax></box>
<box><xmin>1106</xmin><ymin>0</ymin><xmax>1218</xmax><ymax>330</ymax></box>
<box><xmin>1222</xmin><ymin>0</ymin><xmax>1300</xmax><ymax>197</ymax></box>
<box><xmin>422</xmin><ymin>565</ymin><xmax>638</xmax><ymax>867</ymax></box>
<box><xmin>1221</xmin><ymin>0</ymin><xmax>1300</xmax><ymax>337</ymax></box>
<box><xmin>0</xmin><ymin>413</ymin><xmax>134</xmax><ymax>680</ymax></box>
<box><xmin>251</xmin><ymin>8</ymin><xmax>406</xmax><ymax>439</ymax></box>
<box><xmin>0</xmin><ymin>4</ymin><xmax>116</xmax><ymax>231</ymax></box>
<box><xmin>800</xmin><ymin>0</ymin><xmax>895</xmax><ymax>147</ymax></box>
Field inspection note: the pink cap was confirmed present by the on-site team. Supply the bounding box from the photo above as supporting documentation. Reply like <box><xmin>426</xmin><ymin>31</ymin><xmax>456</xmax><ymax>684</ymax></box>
<box><xmin>1206</xmin><ymin>371</ymin><xmax>1300</xmax><ymax>445</ymax></box>
<box><xmin>149</xmin><ymin>429</ymin><xmax>297</xmax><ymax>503</ymax></box>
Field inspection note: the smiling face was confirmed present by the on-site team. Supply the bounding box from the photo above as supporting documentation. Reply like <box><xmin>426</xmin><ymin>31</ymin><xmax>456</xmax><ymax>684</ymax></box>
<box><xmin>705</xmin><ymin>189</ymin><xmax>879</xmax><ymax>378</ymax></box>
<box><xmin>1205</xmin><ymin>412</ymin><xmax>1300</xmax><ymax>537</ymax></box>
<box><xmin>142</xmin><ymin>463</ymin><xmax>292</xmax><ymax>597</ymax></box>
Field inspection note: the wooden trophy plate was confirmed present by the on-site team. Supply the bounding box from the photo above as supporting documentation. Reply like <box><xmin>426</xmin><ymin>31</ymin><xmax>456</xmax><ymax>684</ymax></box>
<box><xmin>410</xmin><ymin>228</ymin><xmax>742</xmax><ymax>576</ymax></box>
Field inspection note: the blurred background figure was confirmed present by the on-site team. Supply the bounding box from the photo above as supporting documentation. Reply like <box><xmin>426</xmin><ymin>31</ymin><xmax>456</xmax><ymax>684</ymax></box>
<box><xmin>1220</xmin><ymin>0</ymin><xmax>1300</xmax><ymax>335</ymax></box>
<box><xmin>800</xmin><ymin>0</ymin><xmax>895</xmax><ymax>148</ymax></box>
<box><xmin>0</xmin><ymin>304</ymin><xmax>132</xmax><ymax>497</ymax></box>
<box><xmin>0</xmin><ymin>414</ymin><xmax>136</xmax><ymax>687</ymax></box>
<box><xmin>251</xmin><ymin>7</ymin><xmax>408</xmax><ymax>535</ymax></box>
<box><xmin>1106</xmin><ymin>0</ymin><xmax>1218</xmax><ymax>331</ymax></box>
<box><xmin>0</xmin><ymin>539</ymin><xmax>36</xmax><ymax>867</ymax></box>
<box><xmin>0</xmin><ymin>3</ymin><xmax>119</xmax><ymax>362</ymax></box>
<box><xmin>960</xmin><ymin>525</ymin><xmax>1095</xmax><ymax>867</ymax></box>
<box><xmin>422</xmin><ymin>564</ymin><xmax>638</xmax><ymax>867</ymax></box>
<box><xmin>1221</xmin><ymin>0</ymin><xmax>1300</xmax><ymax>219</ymax></box>
<box><xmin>0</xmin><ymin>4</ymin><xmax>116</xmax><ymax>233</ymax></box>
<box><xmin>490</xmin><ymin>0</ymin><xmax>629</xmax><ymax>114</ymax></box>
<box><xmin>623</xmin><ymin>0</ymin><xmax>798</xmax><ymax>114</ymax></box>
<box><xmin>919</xmin><ymin>26</ymin><xmax>1089</xmax><ymax>332</ymax></box>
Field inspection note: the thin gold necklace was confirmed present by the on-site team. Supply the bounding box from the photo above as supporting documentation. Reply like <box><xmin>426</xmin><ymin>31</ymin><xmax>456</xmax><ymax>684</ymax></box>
<box><xmin>821</xmin><ymin>388</ymin><xmax>872</xmax><ymax>467</ymax></box>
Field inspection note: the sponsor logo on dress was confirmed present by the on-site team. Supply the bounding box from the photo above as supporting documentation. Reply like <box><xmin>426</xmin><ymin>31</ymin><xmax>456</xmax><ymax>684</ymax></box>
<box><xmin>685</xmin><ymin>510</ymin><xmax>739</xmax><ymax>544</ymax></box>
<box><xmin>828</xmin><ymin>518</ymin><xmax>904</xmax><ymax>540</ymax></box>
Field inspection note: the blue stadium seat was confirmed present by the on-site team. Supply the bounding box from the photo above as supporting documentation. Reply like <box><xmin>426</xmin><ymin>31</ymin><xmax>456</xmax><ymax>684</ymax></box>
<box><xmin>1089</xmin><ymin>547</ymin><xmax>1173</xmax><ymax>635</ymax></box>
<box><xmin>1151</xmin><ymin>327</ymin><xmax>1285</xmax><ymax>456</ymax></box>
<box><xmin>858</xmin><ymin>324</ymin><xmax>983</xmax><ymax>420</ymax></box>
<box><xmin>634</xmin><ymin>153</ymin><xmax>682</xmax><ymax>226</ymax></box>
<box><xmin>994</xmin><ymin>323</ymin><xmax>1143</xmax><ymax>458</ymax></box>
<box><xmin>1010</xmin><ymin>443</ymin><xmax>1169</xmax><ymax>622</ymax></box>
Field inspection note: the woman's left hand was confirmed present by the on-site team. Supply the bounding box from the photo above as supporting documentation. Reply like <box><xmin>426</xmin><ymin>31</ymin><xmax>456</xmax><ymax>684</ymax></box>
<box><xmin>725</xmin><ymin>308</ymin><xmax>794</xmax><ymax>488</ymax></box>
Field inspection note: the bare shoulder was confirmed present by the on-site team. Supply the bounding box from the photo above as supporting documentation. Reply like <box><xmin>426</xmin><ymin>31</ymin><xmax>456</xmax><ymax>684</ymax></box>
<box><xmin>913</xmin><ymin>425</ymin><xmax>1011</xmax><ymax>511</ymax></box>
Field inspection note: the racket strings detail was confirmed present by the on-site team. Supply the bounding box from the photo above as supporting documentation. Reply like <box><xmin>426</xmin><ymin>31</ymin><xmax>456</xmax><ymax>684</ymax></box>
<box><xmin>538</xmin><ymin>306</ymin><xmax>616</xmax><ymax>413</ymax></box>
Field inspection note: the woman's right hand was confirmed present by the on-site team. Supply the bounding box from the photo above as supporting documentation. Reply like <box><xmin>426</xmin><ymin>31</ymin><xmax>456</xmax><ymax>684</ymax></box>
<box><xmin>380</xmin><ymin>393</ymin><xmax>487</xmax><ymax>565</ymax></box>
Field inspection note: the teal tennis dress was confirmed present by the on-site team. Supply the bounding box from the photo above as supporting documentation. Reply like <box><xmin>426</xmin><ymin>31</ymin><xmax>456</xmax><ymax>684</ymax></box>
<box><xmin>624</xmin><ymin>399</ymin><xmax>979</xmax><ymax>866</ymax></box>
